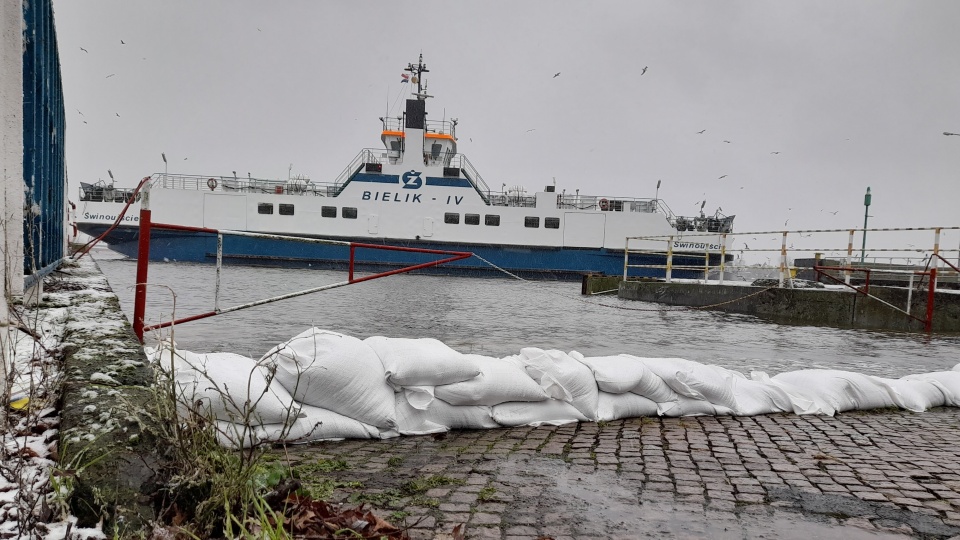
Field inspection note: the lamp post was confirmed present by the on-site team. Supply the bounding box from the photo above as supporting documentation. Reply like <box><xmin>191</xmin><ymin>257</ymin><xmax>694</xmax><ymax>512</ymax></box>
<box><xmin>161</xmin><ymin>152</ymin><xmax>167</xmax><ymax>178</ymax></box>
<box><xmin>860</xmin><ymin>186</ymin><xmax>871</xmax><ymax>263</ymax></box>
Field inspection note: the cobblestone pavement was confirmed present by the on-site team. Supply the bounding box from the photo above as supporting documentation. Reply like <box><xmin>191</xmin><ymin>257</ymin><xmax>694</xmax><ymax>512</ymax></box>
<box><xmin>278</xmin><ymin>408</ymin><xmax>960</xmax><ymax>539</ymax></box>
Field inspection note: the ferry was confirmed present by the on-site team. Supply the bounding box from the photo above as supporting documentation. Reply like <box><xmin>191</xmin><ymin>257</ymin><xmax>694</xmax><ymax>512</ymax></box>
<box><xmin>75</xmin><ymin>56</ymin><xmax>734</xmax><ymax>279</ymax></box>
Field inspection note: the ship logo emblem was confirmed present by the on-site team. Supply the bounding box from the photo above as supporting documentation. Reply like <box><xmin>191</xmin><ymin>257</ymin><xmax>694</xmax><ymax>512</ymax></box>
<box><xmin>401</xmin><ymin>170</ymin><xmax>423</xmax><ymax>189</ymax></box>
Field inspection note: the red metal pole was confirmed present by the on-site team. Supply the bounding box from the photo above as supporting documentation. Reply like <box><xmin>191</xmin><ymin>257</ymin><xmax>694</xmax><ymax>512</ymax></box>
<box><xmin>133</xmin><ymin>207</ymin><xmax>152</xmax><ymax>342</ymax></box>
<box><xmin>924</xmin><ymin>267</ymin><xmax>936</xmax><ymax>333</ymax></box>
<box><xmin>349</xmin><ymin>245</ymin><xmax>356</xmax><ymax>282</ymax></box>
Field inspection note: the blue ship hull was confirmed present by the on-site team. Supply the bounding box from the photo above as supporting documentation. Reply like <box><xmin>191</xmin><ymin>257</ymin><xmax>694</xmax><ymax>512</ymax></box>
<box><xmin>80</xmin><ymin>225</ymin><xmax>726</xmax><ymax>280</ymax></box>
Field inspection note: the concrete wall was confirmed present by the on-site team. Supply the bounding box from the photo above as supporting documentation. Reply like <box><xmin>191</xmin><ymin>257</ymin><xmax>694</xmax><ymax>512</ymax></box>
<box><xmin>617</xmin><ymin>280</ymin><xmax>960</xmax><ymax>332</ymax></box>
<box><xmin>1</xmin><ymin>0</ymin><xmax>24</xmax><ymax>298</ymax></box>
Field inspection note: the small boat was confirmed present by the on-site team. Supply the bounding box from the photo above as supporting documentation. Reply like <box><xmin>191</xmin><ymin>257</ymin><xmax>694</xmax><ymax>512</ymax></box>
<box><xmin>76</xmin><ymin>55</ymin><xmax>734</xmax><ymax>279</ymax></box>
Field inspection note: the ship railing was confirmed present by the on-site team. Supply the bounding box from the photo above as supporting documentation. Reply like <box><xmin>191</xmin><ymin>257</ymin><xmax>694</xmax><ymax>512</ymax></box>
<box><xmin>483</xmin><ymin>192</ymin><xmax>536</xmax><ymax>208</ymax></box>
<box><xmin>554</xmin><ymin>194</ymin><xmax>661</xmax><ymax>213</ymax></box>
<box><xmin>153</xmin><ymin>173</ymin><xmax>340</xmax><ymax>196</ymax></box>
<box><xmin>79</xmin><ymin>181</ymin><xmax>140</xmax><ymax>203</ymax></box>
<box><xmin>448</xmin><ymin>154</ymin><xmax>491</xmax><ymax>193</ymax></box>
<box><xmin>332</xmin><ymin>149</ymin><xmax>378</xmax><ymax>193</ymax></box>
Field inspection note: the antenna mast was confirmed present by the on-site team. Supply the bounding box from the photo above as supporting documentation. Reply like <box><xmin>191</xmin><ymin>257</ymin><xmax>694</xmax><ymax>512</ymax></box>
<box><xmin>405</xmin><ymin>54</ymin><xmax>431</xmax><ymax>100</ymax></box>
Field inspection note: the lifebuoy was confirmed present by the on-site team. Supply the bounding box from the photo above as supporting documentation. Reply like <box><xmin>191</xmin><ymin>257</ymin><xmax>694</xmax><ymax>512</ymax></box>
<box><xmin>207</xmin><ymin>178</ymin><xmax>218</xmax><ymax>190</ymax></box>
<box><xmin>599</xmin><ymin>198</ymin><xmax>609</xmax><ymax>211</ymax></box>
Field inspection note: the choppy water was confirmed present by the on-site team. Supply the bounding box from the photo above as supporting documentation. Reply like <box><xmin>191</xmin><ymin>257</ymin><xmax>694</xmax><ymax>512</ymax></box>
<box><xmin>92</xmin><ymin>250</ymin><xmax>960</xmax><ymax>379</ymax></box>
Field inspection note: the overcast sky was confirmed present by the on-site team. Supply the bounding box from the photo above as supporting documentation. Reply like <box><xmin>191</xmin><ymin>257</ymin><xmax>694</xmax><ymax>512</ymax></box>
<box><xmin>53</xmin><ymin>1</ymin><xmax>960</xmax><ymax>256</ymax></box>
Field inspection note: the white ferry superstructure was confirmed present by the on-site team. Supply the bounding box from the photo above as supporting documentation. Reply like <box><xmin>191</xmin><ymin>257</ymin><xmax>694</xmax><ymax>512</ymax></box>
<box><xmin>75</xmin><ymin>56</ymin><xmax>734</xmax><ymax>279</ymax></box>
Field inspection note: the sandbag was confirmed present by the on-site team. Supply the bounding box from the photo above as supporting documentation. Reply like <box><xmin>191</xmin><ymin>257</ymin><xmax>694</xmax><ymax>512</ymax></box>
<box><xmin>492</xmin><ymin>399</ymin><xmax>588</xmax><ymax>427</ymax></box>
<box><xmin>216</xmin><ymin>405</ymin><xmax>381</xmax><ymax>448</ymax></box>
<box><xmin>157</xmin><ymin>344</ymin><xmax>301</xmax><ymax>426</ymax></box>
<box><xmin>434</xmin><ymin>354</ymin><xmax>548</xmax><ymax>406</ymax></box>
<box><xmin>640</xmin><ymin>357</ymin><xmax>738</xmax><ymax>409</ymax></box>
<box><xmin>364</xmin><ymin>336</ymin><xmax>481</xmax><ymax>387</ymax></box>
<box><xmin>729</xmin><ymin>376</ymin><xmax>794</xmax><ymax>416</ymax></box>
<box><xmin>903</xmin><ymin>371</ymin><xmax>960</xmax><ymax>406</ymax></box>
<box><xmin>261</xmin><ymin>328</ymin><xmax>397</xmax><ymax>429</ymax></box>
<box><xmin>517</xmin><ymin>348</ymin><xmax>599</xmax><ymax>420</ymax></box>
<box><xmin>751</xmin><ymin>371</ymin><xmax>826</xmax><ymax>415</ymax></box>
<box><xmin>596</xmin><ymin>391</ymin><xmax>658</xmax><ymax>421</ymax></box>
<box><xmin>875</xmin><ymin>377</ymin><xmax>946</xmax><ymax>412</ymax></box>
<box><xmin>424</xmin><ymin>399</ymin><xmax>499</xmax><ymax>430</ymax></box>
<box><xmin>395</xmin><ymin>393</ymin><xmax>449</xmax><ymax>436</ymax></box>
<box><xmin>573</xmin><ymin>353</ymin><xmax>675</xmax><ymax>403</ymax></box>
<box><xmin>773</xmin><ymin>370</ymin><xmax>897</xmax><ymax>413</ymax></box>
<box><xmin>658</xmin><ymin>396</ymin><xmax>734</xmax><ymax>417</ymax></box>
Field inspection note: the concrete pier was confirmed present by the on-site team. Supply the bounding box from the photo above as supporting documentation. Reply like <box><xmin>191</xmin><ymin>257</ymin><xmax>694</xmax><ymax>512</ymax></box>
<box><xmin>613</xmin><ymin>280</ymin><xmax>960</xmax><ymax>332</ymax></box>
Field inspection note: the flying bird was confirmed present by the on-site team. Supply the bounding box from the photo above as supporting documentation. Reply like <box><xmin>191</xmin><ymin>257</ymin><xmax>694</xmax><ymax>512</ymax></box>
<box><xmin>105</xmin><ymin>73</ymin><xmax>115</xmax><ymax>78</ymax></box>
<box><xmin>743</xmin><ymin>243</ymin><xmax>750</xmax><ymax>250</ymax></box>
<box><xmin>115</xmin><ymin>112</ymin><xmax>120</xmax><ymax>117</ymax></box>
<box><xmin>770</xmin><ymin>151</ymin><xmax>780</xmax><ymax>154</ymax></box>
<box><xmin>526</xmin><ymin>129</ymin><xmax>536</xmax><ymax>132</ymax></box>
<box><xmin>641</xmin><ymin>66</ymin><xmax>648</xmax><ymax>76</ymax></box>
<box><xmin>696</xmin><ymin>129</ymin><xmax>706</xmax><ymax>134</ymax></box>
<box><xmin>723</xmin><ymin>140</ymin><xmax>731</xmax><ymax>144</ymax></box>
<box><xmin>718</xmin><ymin>175</ymin><xmax>727</xmax><ymax>179</ymax></box>
<box><xmin>120</xmin><ymin>39</ymin><xmax>125</xmax><ymax>44</ymax></box>
<box><xmin>830</xmin><ymin>210</ymin><xmax>839</xmax><ymax>215</ymax></box>
<box><xmin>784</xmin><ymin>219</ymin><xmax>790</xmax><ymax>227</ymax></box>
<box><xmin>79</xmin><ymin>47</ymin><xmax>88</xmax><ymax>53</ymax></box>
<box><xmin>76</xmin><ymin>109</ymin><xmax>84</xmax><ymax>116</ymax></box>
<box><xmin>553</xmin><ymin>72</ymin><xmax>561</xmax><ymax>78</ymax></box>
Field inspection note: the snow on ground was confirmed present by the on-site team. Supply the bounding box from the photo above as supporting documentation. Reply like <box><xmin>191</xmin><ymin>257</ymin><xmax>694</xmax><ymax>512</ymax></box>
<box><xmin>2</xmin><ymin>257</ymin><xmax>108</xmax><ymax>540</ymax></box>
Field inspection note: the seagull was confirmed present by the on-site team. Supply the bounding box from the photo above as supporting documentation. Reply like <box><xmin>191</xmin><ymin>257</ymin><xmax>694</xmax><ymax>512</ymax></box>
<box><xmin>83</xmin><ymin>120</ymin><xmax>87</xmax><ymax>124</ymax></box>
<box><xmin>830</xmin><ymin>210</ymin><xmax>839</xmax><ymax>215</ymax></box>
<box><xmin>784</xmin><ymin>219</ymin><xmax>790</xmax><ymax>227</ymax></box>
<box><xmin>723</xmin><ymin>140</ymin><xmax>731</xmax><ymax>144</ymax></box>
<box><xmin>641</xmin><ymin>66</ymin><xmax>648</xmax><ymax>76</ymax></box>
<box><xmin>696</xmin><ymin>129</ymin><xmax>706</xmax><ymax>134</ymax></box>
<box><xmin>115</xmin><ymin>112</ymin><xmax>120</xmax><ymax>117</ymax></box>
<box><xmin>770</xmin><ymin>151</ymin><xmax>780</xmax><ymax>154</ymax></box>
<box><xmin>526</xmin><ymin>128</ymin><xmax>536</xmax><ymax>132</ymax></box>
<box><xmin>553</xmin><ymin>72</ymin><xmax>561</xmax><ymax>78</ymax></box>
<box><xmin>183</xmin><ymin>157</ymin><xmax>188</xmax><ymax>160</ymax></box>
<box><xmin>718</xmin><ymin>175</ymin><xmax>727</xmax><ymax>179</ymax></box>
<box><xmin>79</xmin><ymin>47</ymin><xmax>88</xmax><ymax>53</ymax></box>
<box><xmin>105</xmin><ymin>73</ymin><xmax>115</xmax><ymax>78</ymax></box>
<box><xmin>744</xmin><ymin>243</ymin><xmax>750</xmax><ymax>250</ymax></box>
<box><xmin>469</xmin><ymin>138</ymin><xmax>473</xmax><ymax>142</ymax></box>
<box><xmin>76</xmin><ymin>109</ymin><xmax>84</xmax><ymax>116</ymax></box>
<box><xmin>120</xmin><ymin>39</ymin><xmax>125</xmax><ymax>44</ymax></box>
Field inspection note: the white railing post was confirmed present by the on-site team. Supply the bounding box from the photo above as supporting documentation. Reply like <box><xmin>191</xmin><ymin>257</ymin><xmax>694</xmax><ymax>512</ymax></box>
<box><xmin>215</xmin><ymin>233</ymin><xmax>223</xmax><ymax>312</ymax></box>
<box><xmin>845</xmin><ymin>229</ymin><xmax>854</xmax><ymax>285</ymax></box>
<box><xmin>718</xmin><ymin>233</ymin><xmax>727</xmax><ymax>285</ymax></box>
<box><xmin>623</xmin><ymin>238</ymin><xmax>630</xmax><ymax>281</ymax></box>
<box><xmin>665</xmin><ymin>236</ymin><xmax>674</xmax><ymax>283</ymax></box>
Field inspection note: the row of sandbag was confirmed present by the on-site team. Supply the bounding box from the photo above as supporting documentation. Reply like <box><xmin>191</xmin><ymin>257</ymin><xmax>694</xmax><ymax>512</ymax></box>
<box><xmin>146</xmin><ymin>327</ymin><xmax>960</xmax><ymax>447</ymax></box>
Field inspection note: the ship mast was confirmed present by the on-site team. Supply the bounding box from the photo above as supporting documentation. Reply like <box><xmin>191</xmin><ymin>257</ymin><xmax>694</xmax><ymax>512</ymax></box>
<box><xmin>405</xmin><ymin>54</ymin><xmax>432</xmax><ymax>100</ymax></box>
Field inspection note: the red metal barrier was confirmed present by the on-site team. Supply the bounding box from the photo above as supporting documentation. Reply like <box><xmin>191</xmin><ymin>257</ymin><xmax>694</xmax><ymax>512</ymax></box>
<box><xmin>133</xmin><ymin>217</ymin><xmax>473</xmax><ymax>341</ymax></box>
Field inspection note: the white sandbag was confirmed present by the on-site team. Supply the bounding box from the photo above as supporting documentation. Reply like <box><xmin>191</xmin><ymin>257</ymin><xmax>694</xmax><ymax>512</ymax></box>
<box><xmin>572</xmin><ymin>353</ymin><xmax>675</xmax><ymax>402</ymax></box>
<box><xmin>751</xmin><ymin>371</ymin><xmax>827</xmax><ymax>415</ymax></box>
<box><xmin>874</xmin><ymin>377</ymin><xmax>946</xmax><ymax>412</ymax></box>
<box><xmin>434</xmin><ymin>354</ymin><xmax>548</xmax><ymax>406</ymax></box>
<box><xmin>216</xmin><ymin>405</ymin><xmax>382</xmax><ymax>448</ymax></box>
<box><xmin>364</xmin><ymin>336</ymin><xmax>481</xmax><ymax>387</ymax></box>
<box><xmin>596</xmin><ymin>391</ymin><xmax>658</xmax><ymax>421</ymax></box>
<box><xmin>159</xmin><ymin>344</ymin><xmax>302</xmax><ymax>426</ymax></box>
<box><xmin>395</xmin><ymin>393</ymin><xmax>449</xmax><ymax>436</ymax></box>
<box><xmin>773</xmin><ymin>370</ymin><xmax>897</xmax><ymax>413</ymax></box>
<box><xmin>640</xmin><ymin>357</ymin><xmax>739</xmax><ymax>409</ymax></box>
<box><xmin>658</xmin><ymin>396</ymin><xmax>734</xmax><ymax>417</ymax></box>
<box><xmin>729</xmin><ymin>377</ymin><xmax>794</xmax><ymax>416</ymax></box>
<box><xmin>424</xmin><ymin>399</ymin><xmax>499</xmax><ymax>430</ymax></box>
<box><xmin>403</xmin><ymin>386</ymin><xmax>436</xmax><ymax>410</ymax></box>
<box><xmin>492</xmin><ymin>399</ymin><xmax>588</xmax><ymax>427</ymax></box>
<box><xmin>518</xmin><ymin>348</ymin><xmax>599</xmax><ymax>420</ymax></box>
<box><xmin>261</xmin><ymin>328</ymin><xmax>397</xmax><ymax>429</ymax></box>
<box><xmin>903</xmin><ymin>371</ymin><xmax>960</xmax><ymax>406</ymax></box>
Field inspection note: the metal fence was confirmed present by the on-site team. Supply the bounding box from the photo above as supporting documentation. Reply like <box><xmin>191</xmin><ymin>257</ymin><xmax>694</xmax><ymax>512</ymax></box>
<box><xmin>22</xmin><ymin>0</ymin><xmax>66</xmax><ymax>285</ymax></box>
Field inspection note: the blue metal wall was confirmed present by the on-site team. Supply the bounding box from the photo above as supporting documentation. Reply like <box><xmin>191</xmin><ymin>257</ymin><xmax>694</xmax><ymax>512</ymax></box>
<box><xmin>22</xmin><ymin>0</ymin><xmax>66</xmax><ymax>278</ymax></box>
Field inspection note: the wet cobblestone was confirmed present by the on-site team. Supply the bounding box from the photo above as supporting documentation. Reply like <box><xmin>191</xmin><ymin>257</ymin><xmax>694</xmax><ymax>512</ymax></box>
<box><xmin>279</xmin><ymin>408</ymin><xmax>960</xmax><ymax>538</ymax></box>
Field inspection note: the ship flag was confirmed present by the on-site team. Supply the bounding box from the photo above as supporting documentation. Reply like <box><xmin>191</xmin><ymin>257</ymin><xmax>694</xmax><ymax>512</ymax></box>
<box><xmin>401</xmin><ymin>73</ymin><xmax>410</xmax><ymax>83</ymax></box>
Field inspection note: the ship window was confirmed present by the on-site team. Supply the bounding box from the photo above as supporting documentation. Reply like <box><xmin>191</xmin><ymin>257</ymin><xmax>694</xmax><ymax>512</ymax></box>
<box><xmin>465</xmin><ymin>213</ymin><xmax>480</xmax><ymax>225</ymax></box>
<box><xmin>485</xmin><ymin>214</ymin><xmax>500</xmax><ymax>226</ymax></box>
<box><xmin>524</xmin><ymin>216</ymin><xmax>540</xmax><ymax>228</ymax></box>
<box><xmin>258</xmin><ymin>203</ymin><xmax>274</xmax><ymax>215</ymax></box>
<box><xmin>444</xmin><ymin>212</ymin><xmax>460</xmax><ymax>224</ymax></box>
<box><xmin>545</xmin><ymin>217</ymin><xmax>560</xmax><ymax>229</ymax></box>
<box><xmin>342</xmin><ymin>207</ymin><xmax>358</xmax><ymax>219</ymax></box>
<box><xmin>279</xmin><ymin>204</ymin><xmax>295</xmax><ymax>216</ymax></box>
<box><xmin>321</xmin><ymin>206</ymin><xmax>337</xmax><ymax>218</ymax></box>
